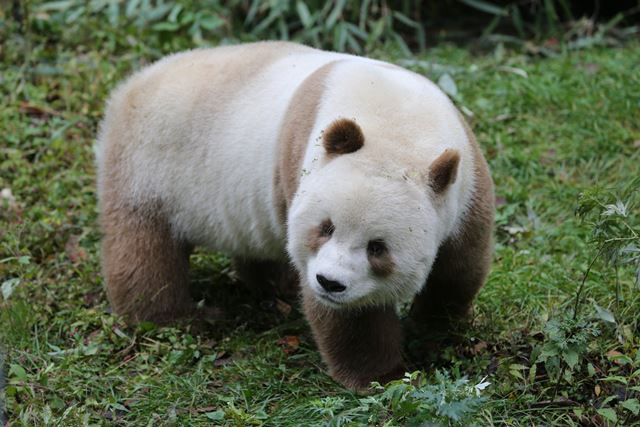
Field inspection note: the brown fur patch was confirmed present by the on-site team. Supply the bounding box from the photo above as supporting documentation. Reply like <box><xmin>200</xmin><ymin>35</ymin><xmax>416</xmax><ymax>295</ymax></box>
<box><xmin>307</xmin><ymin>219</ymin><xmax>334</xmax><ymax>252</ymax></box>
<box><xmin>429</xmin><ymin>149</ymin><xmax>460</xmax><ymax>194</ymax></box>
<box><xmin>100</xmin><ymin>200</ymin><xmax>193</xmax><ymax>324</ymax></box>
<box><xmin>410</xmin><ymin>114</ymin><xmax>495</xmax><ymax>330</ymax></box>
<box><xmin>323</xmin><ymin>118</ymin><xmax>365</xmax><ymax>156</ymax></box>
<box><xmin>302</xmin><ymin>287</ymin><xmax>405</xmax><ymax>391</ymax></box>
<box><xmin>368</xmin><ymin>251</ymin><xmax>395</xmax><ymax>277</ymax></box>
<box><xmin>274</xmin><ymin>61</ymin><xmax>340</xmax><ymax>224</ymax></box>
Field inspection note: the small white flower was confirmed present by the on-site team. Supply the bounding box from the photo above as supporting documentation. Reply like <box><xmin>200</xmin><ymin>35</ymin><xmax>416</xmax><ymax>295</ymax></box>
<box><xmin>1</xmin><ymin>188</ymin><xmax>16</xmax><ymax>206</ymax></box>
<box><xmin>602</xmin><ymin>200</ymin><xmax>628</xmax><ymax>217</ymax></box>
<box><xmin>474</xmin><ymin>376</ymin><xmax>491</xmax><ymax>396</ymax></box>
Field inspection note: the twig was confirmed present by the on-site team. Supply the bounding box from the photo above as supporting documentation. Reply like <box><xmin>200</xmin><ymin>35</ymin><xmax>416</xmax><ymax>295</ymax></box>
<box><xmin>528</xmin><ymin>398</ymin><xmax>577</xmax><ymax>409</ymax></box>
<box><xmin>573</xmin><ymin>246</ymin><xmax>605</xmax><ymax>321</ymax></box>
<box><xmin>552</xmin><ymin>364</ymin><xmax>567</xmax><ymax>400</ymax></box>
<box><xmin>615</xmin><ymin>264</ymin><xmax>620</xmax><ymax>311</ymax></box>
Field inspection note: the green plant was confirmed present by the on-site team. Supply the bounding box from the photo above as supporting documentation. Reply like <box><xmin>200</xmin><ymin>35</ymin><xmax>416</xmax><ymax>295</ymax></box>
<box><xmin>0</xmin><ymin>351</ymin><xmax>6</xmax><ymax>424</ymax></box>
<box><xmin>572</xmin><ymin>177</ymin><xmax>640</xmax><ymax>324</ymax></box>
<box><xmin>461</xmin><ymin>0</ymin><xmax>573</xmax><ymax>39</ymax></box>
<box><xmin>534</xmin><ymin>315</ymin><xmax>600</xmax><ymax>392</ymax></box>
<box><xmin>595</xmin><ymin>350</ymin><xmax>640</xmax><ymax>424</ymax></box>
<box><xmin>329</xmin><ymin>371</ymin><xmax>489</xmax><ymax>426</ymax></box>
<box><xmin>32</xmin><ymin>0</ymin><xmax>425</xmax><ymax>55</ymax></box>
<box><xmin>460</xmin><ymin>0</ymin><xmax>639</xmax><ymax>52</ymax></box>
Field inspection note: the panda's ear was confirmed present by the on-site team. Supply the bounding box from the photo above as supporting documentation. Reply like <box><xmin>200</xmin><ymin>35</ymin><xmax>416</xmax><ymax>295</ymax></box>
<box><xmin>323</xmin><ymin>118</ymin><xmax>364</xmax><ymax>155</ymax></box>
<box><xmin>428</xmin><ymin>149</ymin><xmax>460</xmax><ymax>193</ymax></box>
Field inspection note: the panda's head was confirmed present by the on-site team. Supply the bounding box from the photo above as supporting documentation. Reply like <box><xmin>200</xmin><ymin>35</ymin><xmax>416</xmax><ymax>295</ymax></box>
<box><xmin>287</xmin><ymin>118</ymin><xmax>460</xmax><ymax>308</ymax></box>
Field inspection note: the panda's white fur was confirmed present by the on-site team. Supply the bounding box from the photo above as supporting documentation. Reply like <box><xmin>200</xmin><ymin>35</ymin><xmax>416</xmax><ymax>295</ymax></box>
<box><xmin>287</xmin><ymin>60</ymin><xmax>475</xmax><ymax>307</ymax></box>
<box><xmin>96</xmin><ymin>41</ymin><xmax>476</xmax><ymax>311</ymax></box>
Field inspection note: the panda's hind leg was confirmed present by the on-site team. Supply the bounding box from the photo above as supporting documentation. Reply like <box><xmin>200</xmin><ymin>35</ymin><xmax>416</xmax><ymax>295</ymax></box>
<box><xmin>101</xmin><ymin>201</ymin><xmax>193</xmax><ymax>324</ymax></box>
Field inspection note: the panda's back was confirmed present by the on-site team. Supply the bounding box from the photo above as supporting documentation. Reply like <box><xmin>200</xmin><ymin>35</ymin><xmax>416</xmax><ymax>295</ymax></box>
<box><xmin>96</xmin><ymin>42</ymin><xmax>344</xmax><ymax>257</ymax></box>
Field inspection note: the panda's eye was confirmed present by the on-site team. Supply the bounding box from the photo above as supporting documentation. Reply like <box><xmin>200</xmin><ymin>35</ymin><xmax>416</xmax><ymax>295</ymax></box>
<box><xmin>320</xmin><ymin>219</ymin><xmax>334</xmax><ymax>237</ymax></box>
<box><xmin>367</xmin><ymin>240</ymin><xmax>387</xmax><ymax>257</ymax></box>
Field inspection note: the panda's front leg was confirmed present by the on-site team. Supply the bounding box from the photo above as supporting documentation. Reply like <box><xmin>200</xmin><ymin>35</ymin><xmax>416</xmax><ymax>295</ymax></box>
<box><xmin>409</xmin><ymin>202</ymin><xmax>494</xmax><ymax>335</ymax></box>
<box><xmin>302</xmin><ymin>288</ymin><xmax>405</xmax><ymax>391</ymax></box>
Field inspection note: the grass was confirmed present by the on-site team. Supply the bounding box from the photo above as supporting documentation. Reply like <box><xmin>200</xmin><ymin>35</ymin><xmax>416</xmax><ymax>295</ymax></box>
<box><xmin>2</xmin><ymin>5</ymin><xmax>640</xmax><ymax>426</ymax></box>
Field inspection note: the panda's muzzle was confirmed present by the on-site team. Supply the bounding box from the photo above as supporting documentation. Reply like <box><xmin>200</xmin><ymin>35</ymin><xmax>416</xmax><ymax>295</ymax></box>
<box><xmin>316</xmin><ymin>274</ymin><xmax>346</xmax><ymax>293</ymax></box>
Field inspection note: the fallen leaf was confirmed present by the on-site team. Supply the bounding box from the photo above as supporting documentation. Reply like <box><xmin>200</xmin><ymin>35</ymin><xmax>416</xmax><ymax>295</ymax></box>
<box><xmin>595</xmin><ymin>384</ymin><xmax>601</xmax><ymax>396</ymax></box>
<box><xmin>594</xmin><ymin>303</ymin><xmax>616</xmax><ymax>324</ymax></box>
<box><xmin>65</xmin><ymin>235</ymin><xmax>87</xmax><ymax>263</ymax></box>
<box><xmin>503</xmin><ymin>225</ymin><xmax>528</xmax><ymax>235</ymax></box>
<box><xmin>528</xmin><ymin>397</ymin><xmax>576</xmax><ymax>409</ymax></box>
<box><xmin>190</xmin><ymin>406</ymin><xmax>217</xmax><ymax>414</ymax></box>
<box><xmin>122</xmin><ymin>353</ymin><xmax>136</xmax><ymax>363</ymax></box>
<box><xmin>277</xmin><ymin>335</ymin><xmax>300</xmax><ymax>354</ymax></box>
<box><xmin>1</xmin><ymin>278</ymin><xmax>21</xmax><ymax>300</ymax></box>
<box><xmin>633</xmin><ymin>140</ymin><xmax>640</xmax><ymax>148</ymax></box>
<box><xmin>540</xmin><ymin>149</ymin><xmax>557</xmax><ymax>165</ymax></box>
<box><xmin>497</xmin><ymin>66</ymin><xmax>528</xmax><ymax>78</ymax></box>
<box><xmin>605</xmin><ymin>350</ymin><xmax>626</xmax><ymax>365</ymax></box>
<box><xmin>471</xmin><ymin>340</ymin><xmax>488</xmax><ymax>355</ymax></box>
<box><xmin>1</xmin><ymin>188</ymin><xmax>16</xmax><ymax>206</ymax></box>
<box><xmin>493</xmin><ymin>113</ymin><xmax>513</xmax><ymax>122</ymax></box>
<box><xmin>124</xmin><ymin>399</ymin><xmax>139</xmax><ymax>408</ymax></box>
<box><xmin>19</xmin><ymin>101</ymin><xmax>60</xmax><ymax>118</ymax></box>
<box><xmin>83</xmin><ymin>329</ymin><xmax>101</xmax><ymax>345</ymax></box>
<box><xmin>84</xmin><ymin>290</ymin><xmax>102</xmax><ymax>307</ymax></box>
<box><xmin>275</xmin><ymin>298</ymin><xmax>292</xmax><ymax>317</ymax></box>
<box><xmin>582</xmin><ymin>63</ymin><xmax>600</xmax><ymax>75</ymax></box>
<box><xmin>214</xmin><ymin>352</ymin><xmax>232</xmax><ymax>367</ymax></box>
<box><xmin>437</xmin><ymin>73</ymin><xmax>458</xmax><ymax>97</ymax></box>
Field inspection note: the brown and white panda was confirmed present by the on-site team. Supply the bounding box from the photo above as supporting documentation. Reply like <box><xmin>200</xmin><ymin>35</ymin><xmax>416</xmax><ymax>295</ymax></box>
<box><xmin>96</xmin><ymin>41</ymin><xmax>495</xmax><ymax>391</ymax></box>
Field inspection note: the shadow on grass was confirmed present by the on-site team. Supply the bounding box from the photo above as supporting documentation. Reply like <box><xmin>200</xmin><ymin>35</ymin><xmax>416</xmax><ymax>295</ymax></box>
<box><xmin>184</xmin><ymin>251</ymin><xmax>305</xmax><ymax>339</ymax></box>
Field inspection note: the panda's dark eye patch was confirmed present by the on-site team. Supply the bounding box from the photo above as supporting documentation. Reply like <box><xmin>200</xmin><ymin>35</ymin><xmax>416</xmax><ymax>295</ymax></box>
<box><xmin>308</xmin><ymin>219</ymin><xmax>334</xmax><ymax>252</ymax></box>
<box><xmin>367</xmin><ymin>239</ymin><xmax>394</xmax><ymax>277</ymax></box>
<box><xmin>320</xmin><ymin>219</ymin><xmax>335</xmax><ymax>237</ymax></box>
<box><xmin>367</xmin><ymin>239</ymin><xmax>387</xmax><ymax>257</ymax></box>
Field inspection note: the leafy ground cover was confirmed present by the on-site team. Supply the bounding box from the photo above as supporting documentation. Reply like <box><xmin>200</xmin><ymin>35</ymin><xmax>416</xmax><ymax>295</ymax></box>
<box><xmin>1</xmin><ymin>3</ymin><xmax>639</xmax><ymax>426</ymax></box>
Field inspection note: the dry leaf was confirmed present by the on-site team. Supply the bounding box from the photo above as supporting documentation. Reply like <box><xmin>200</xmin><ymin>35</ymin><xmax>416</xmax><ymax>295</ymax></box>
<box><xmin>191</xmin><ymin>406</ymin><xmax>218</xmax><ymax>415</ymax></box>
<box><xmin>605</xmin><ymin>350</ymin><xmax>625</xmax><ymax>365</ymax></box>
<box><xmin>540</xmin><ymin>149</ymin><xmax>557</xmax><ymax>165</ymax></box>
<box><xmin>214</xmin><ymin>352</ymin><xmax>232</xmax><ymax>367</ymax></box>
<box><xmin>19</xmin><ymin>101</ymin><xmax>60</xmax><ymax>118</ymax></box>
<box><xmin>65</xmin><ymin>235</ymin><xmax>88</xmax><ymax>263</ymax></box>
<box><xmin>582</xmin><ymin>63</ymin><xmax>600</xmax><ymax>75</ymax></box>
<box><xmin>493</xmin><ymin>113</ymin><xmax>513</xmax><ymax>122</ymax></box>
<box><xmin>471</xmin><ymin>340</ymin><xmax>488</xmax><ymax>355</ymax></box>
<box><xmin>277</xmin><ymin>335</ymin><xmax>300</xmax><ymax>354</ymax></box>
<box><xmin>275</xmin><ymin>298</ymin><xmax>292</xmax><ymax>317</ymax></box>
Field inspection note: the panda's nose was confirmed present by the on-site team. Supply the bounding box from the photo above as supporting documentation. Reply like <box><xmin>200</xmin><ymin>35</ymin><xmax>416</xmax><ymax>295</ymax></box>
<box><xmin>316</xmin><ymin>274</ymin><xmax>346</xmax><ymax>293</ymax></box>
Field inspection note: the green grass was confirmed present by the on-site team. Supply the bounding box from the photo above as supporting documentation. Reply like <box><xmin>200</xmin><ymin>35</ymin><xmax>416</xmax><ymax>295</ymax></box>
<box><xmin>2</xmin><ymin>6</ymin><xmax>640</xmax><ymax>426</ymax></box>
